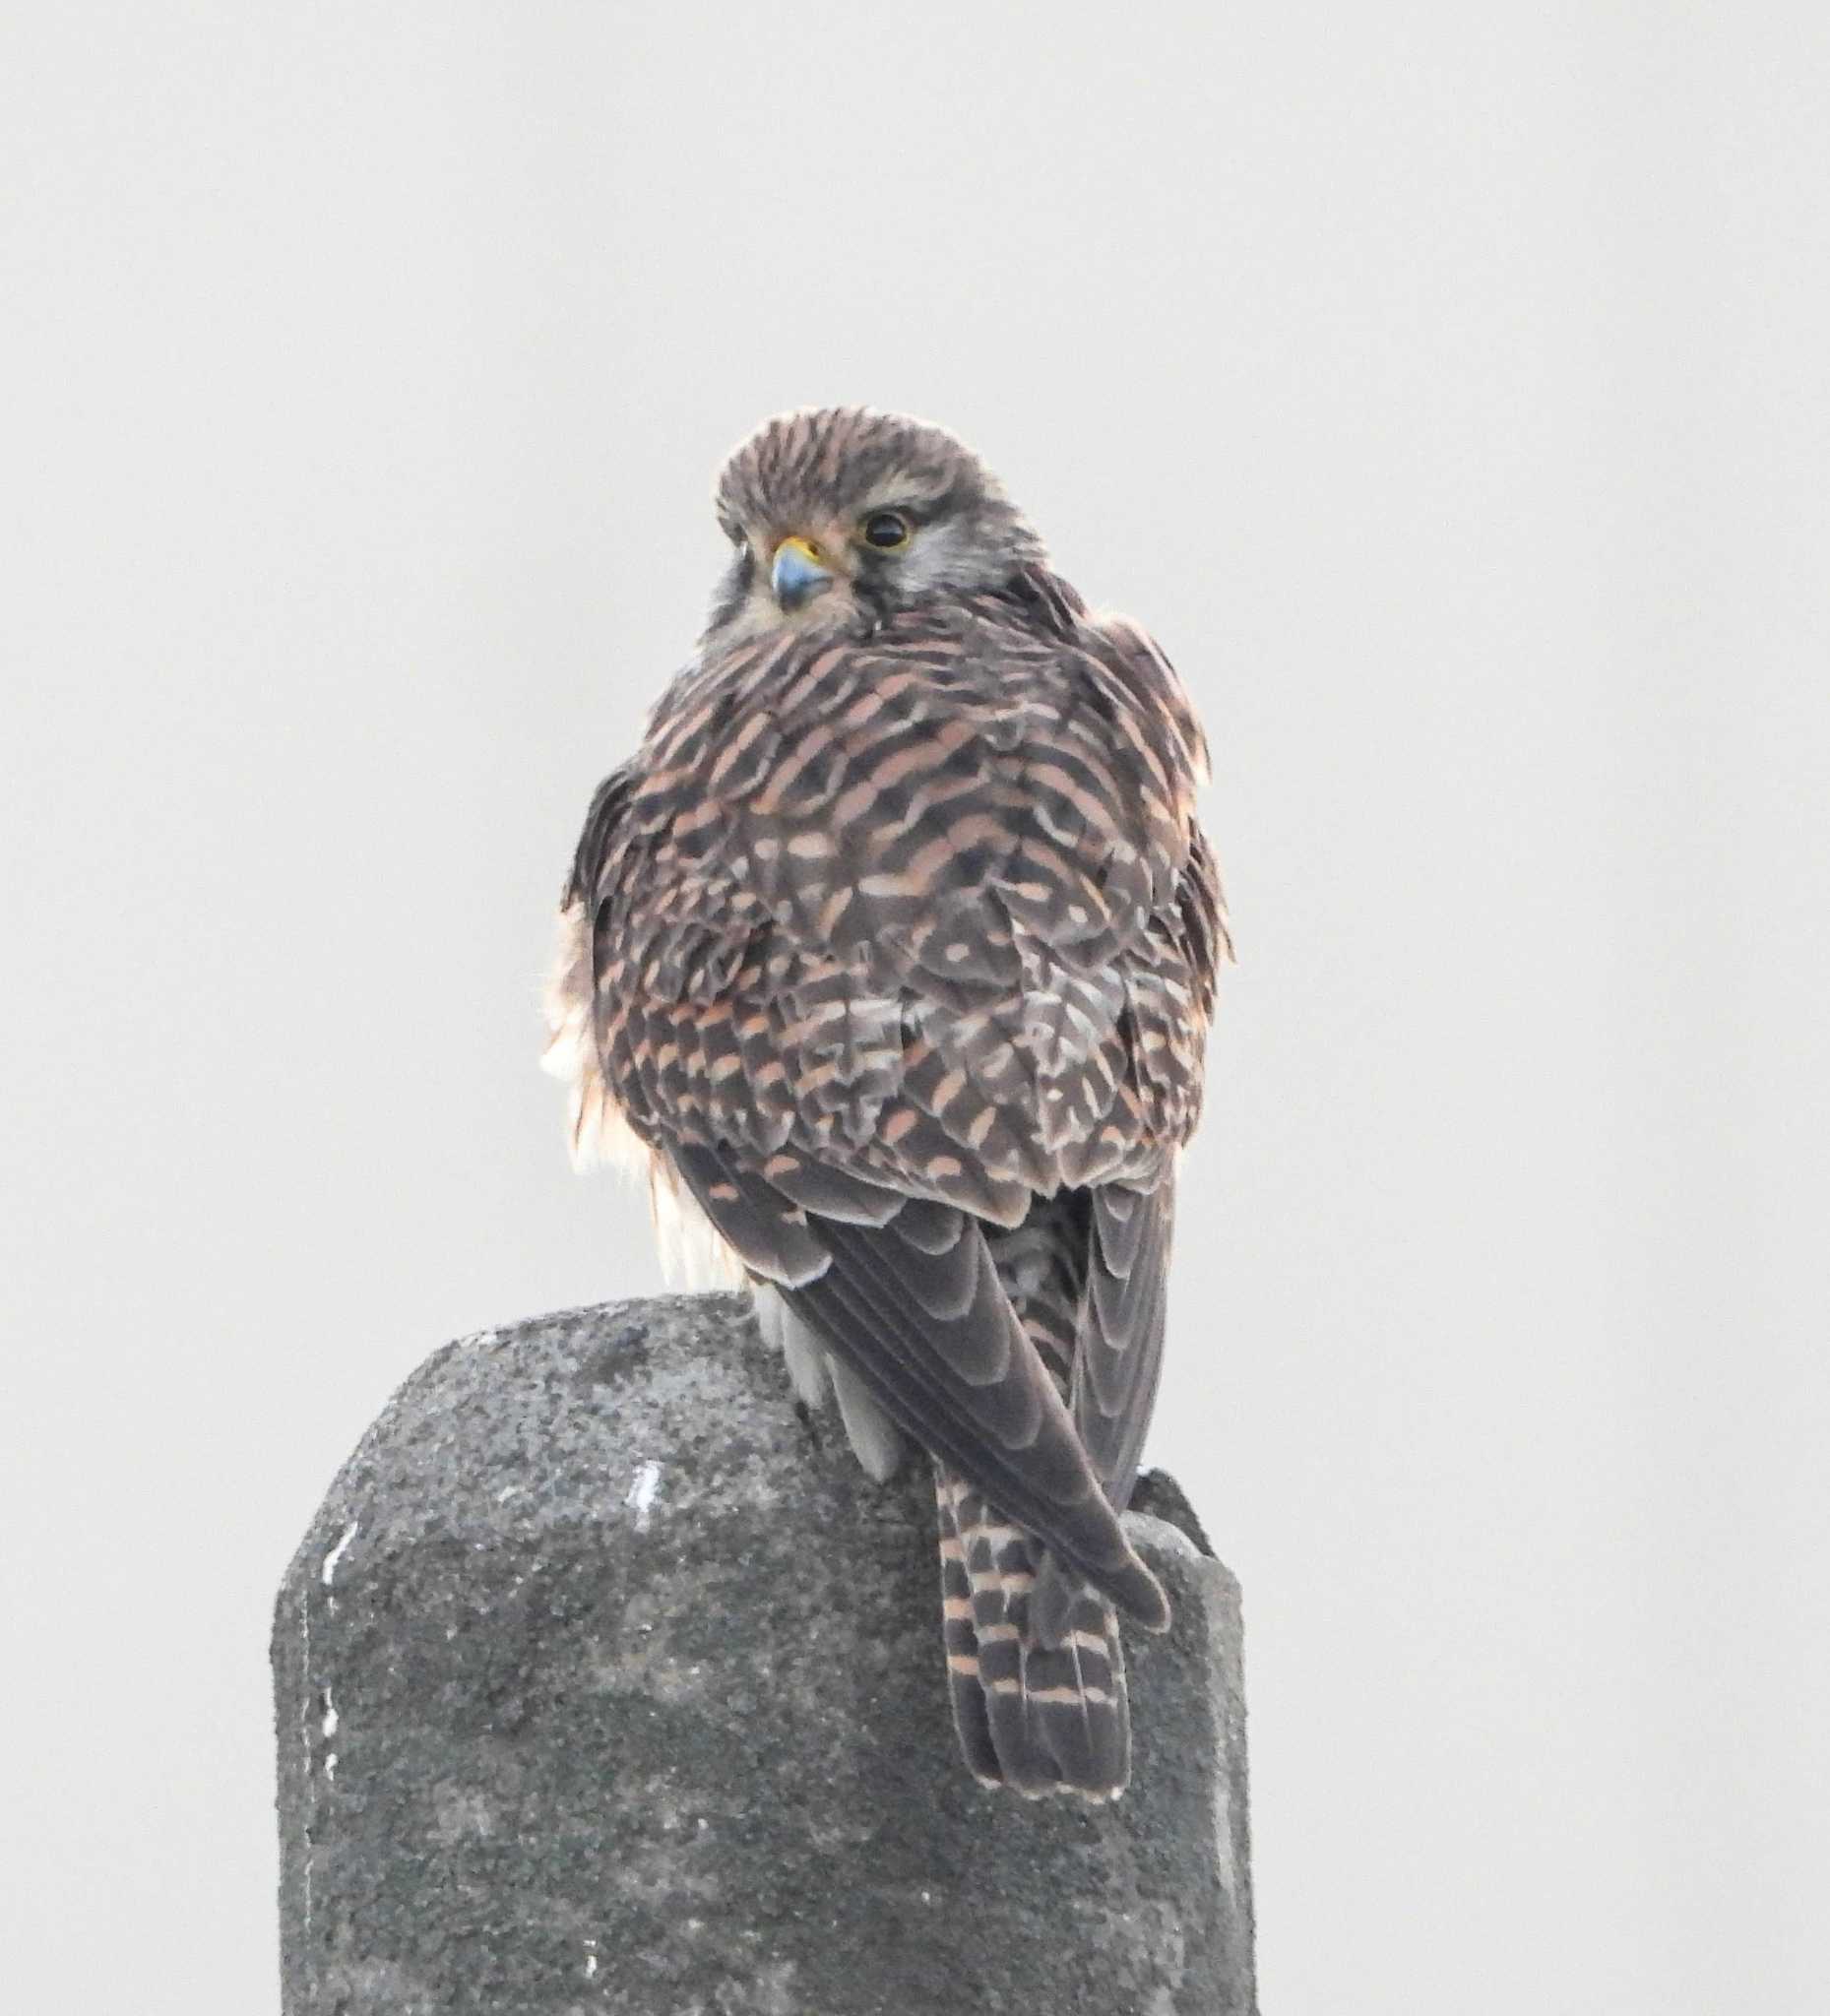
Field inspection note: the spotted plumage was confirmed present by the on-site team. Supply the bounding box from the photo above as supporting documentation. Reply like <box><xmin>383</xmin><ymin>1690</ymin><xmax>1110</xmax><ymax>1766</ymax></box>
<box><xmin>547</xmin><ymin>407</ymin><xmax>1227</xmax><ymax>1797</ymax></box>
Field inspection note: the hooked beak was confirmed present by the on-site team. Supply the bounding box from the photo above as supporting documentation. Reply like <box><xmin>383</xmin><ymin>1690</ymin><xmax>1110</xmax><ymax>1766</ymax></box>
<box><xmin>771</xmin><ymin>536</ymin><xmax>834</xmax><ymax>611</ymax></box>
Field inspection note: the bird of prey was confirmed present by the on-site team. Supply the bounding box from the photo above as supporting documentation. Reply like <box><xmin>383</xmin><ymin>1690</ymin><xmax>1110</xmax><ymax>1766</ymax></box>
<box><xmin>546</xmin><ymin>407</ymin><xmax>1226</xmax><ymax>1799</ymax></box>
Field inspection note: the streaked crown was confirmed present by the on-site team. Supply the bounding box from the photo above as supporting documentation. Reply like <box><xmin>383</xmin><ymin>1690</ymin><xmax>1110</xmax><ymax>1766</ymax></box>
<box><xmin>713</xmin><ymin>406</ymin><xmax>1043</xmax><ymax>568</ymax></box>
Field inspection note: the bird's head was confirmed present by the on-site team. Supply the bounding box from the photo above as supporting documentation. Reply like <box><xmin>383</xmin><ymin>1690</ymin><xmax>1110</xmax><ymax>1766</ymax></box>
<box><xmin>704</xmin><ymin>407</ymin><xmax>1046</xmax><ymax>641</ymax></box>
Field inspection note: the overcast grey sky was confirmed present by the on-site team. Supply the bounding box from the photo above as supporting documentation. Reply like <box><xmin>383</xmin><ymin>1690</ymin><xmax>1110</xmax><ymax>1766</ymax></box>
<box><xmin>4</xmin><ymin>6</ymin><xmax>1827</xmax><ymax>2011</ymax></box>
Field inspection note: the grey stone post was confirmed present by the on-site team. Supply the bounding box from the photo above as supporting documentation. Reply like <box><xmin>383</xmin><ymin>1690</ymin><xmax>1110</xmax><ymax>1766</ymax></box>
<box><xmin>274</xmin><ymin>1294</ymin><xmax>1256</xmax><ymax>2013</ymax></box>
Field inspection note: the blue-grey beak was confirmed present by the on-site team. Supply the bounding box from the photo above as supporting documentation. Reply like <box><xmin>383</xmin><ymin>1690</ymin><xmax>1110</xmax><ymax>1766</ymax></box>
<box><xmin>771</xmin><ymin>536</ymin><xmax>834</xmax><ymax>611</ymax></box>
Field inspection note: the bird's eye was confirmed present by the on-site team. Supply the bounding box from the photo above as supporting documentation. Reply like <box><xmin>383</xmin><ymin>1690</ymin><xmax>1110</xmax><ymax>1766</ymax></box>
<box><xmin>861</xmin><ymin>511</ymin><xmax>911</xmax><ymax>550</ymax></box>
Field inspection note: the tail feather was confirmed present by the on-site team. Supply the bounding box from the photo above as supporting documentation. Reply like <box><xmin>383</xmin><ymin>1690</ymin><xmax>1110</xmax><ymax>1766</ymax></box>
<box><xmin>933</xmin><ymin>1464</ymin><xmax>1131</xmax><ymax>1799</ymax></box>
<box><xmin>1017</xmin><ymin>1579</ymin><xmax>1128</xmax><ymax>1795</ymax></box>
<box><xmin>934</xmin><ymin>1472</ymin><xmax>1001</xmax><ymax>1788</ymax></box>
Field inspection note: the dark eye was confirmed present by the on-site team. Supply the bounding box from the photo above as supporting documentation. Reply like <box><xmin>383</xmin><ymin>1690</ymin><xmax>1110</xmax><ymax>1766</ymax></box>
<box><xmin>861</xmin><ymin>511</ymin><xmax>911</xmax><ymax>550</ymax></box>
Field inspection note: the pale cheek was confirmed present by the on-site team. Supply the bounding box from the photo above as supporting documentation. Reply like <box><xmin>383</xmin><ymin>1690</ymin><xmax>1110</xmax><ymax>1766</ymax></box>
<box><xmin>896</xmin><ymin>527</ymin><xmax>990</xmax><ymax>598</ymax></box>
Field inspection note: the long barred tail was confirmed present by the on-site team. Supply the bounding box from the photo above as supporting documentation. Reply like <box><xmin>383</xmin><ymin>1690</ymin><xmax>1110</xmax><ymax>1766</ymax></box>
<box><xmin>934</xmin><ymin>1463</ymin><xmax>1130</xmax><ymax>1799</ymax></box>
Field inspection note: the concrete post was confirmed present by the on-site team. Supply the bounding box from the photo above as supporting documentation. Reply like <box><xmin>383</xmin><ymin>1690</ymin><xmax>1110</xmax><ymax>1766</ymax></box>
<box><xmin>274</xmin><ymin>1293</ymin><xmax>1256</xmax><ymax>2013</ymax></box>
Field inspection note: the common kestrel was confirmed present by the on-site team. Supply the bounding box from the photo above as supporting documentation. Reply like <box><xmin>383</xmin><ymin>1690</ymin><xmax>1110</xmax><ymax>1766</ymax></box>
<box><xmin>546</xmin><ymin>407</ymin><xmax>1226</xmax><ymax>1797</ymax></box>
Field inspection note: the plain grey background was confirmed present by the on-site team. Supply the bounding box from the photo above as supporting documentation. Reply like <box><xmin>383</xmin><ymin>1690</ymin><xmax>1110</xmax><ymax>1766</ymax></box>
<box><xmin>5</xmin><ymin>5</ymin><xmax>1827</xmax><ymax>2010</ymax></box>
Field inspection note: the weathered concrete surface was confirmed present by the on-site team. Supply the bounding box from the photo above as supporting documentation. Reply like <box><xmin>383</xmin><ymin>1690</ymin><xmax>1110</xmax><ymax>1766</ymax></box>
<box><xmin>274</xmin><ymin>1294</ymin><xmax>1255</xmax><ymax>2014</ymax></box>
